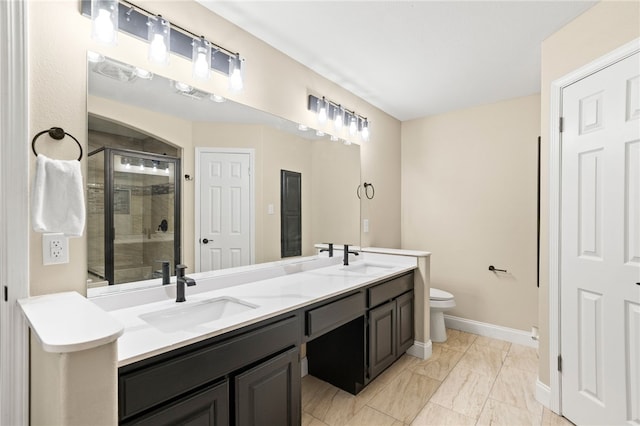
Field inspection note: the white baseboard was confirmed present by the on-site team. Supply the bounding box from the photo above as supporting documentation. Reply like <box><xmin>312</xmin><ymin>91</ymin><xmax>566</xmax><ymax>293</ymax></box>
<box><xmin>301</xmin><ymin>356</ymin><xmax>308</xmax><ymax>377</ymax></box>
<box><xmin>406</xmin><ymin>340</ymin><xmax>432</xmax><ymax>360</ymax></box>
<box><xmin>535</xmin><ymin>379</ymin><xmax>551</xmax><ymax>409</ymax></box>
<box><xmin>444</xmin><ymin>315</ymin><xmax>538</xmax><ymax>348</ymax></box>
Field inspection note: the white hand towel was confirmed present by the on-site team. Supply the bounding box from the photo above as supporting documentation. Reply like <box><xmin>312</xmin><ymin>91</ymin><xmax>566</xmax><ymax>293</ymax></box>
<box><xmin>31</xmin><ymin>154</ymin><xmax>86</xmax><ymax>237</ymax></box>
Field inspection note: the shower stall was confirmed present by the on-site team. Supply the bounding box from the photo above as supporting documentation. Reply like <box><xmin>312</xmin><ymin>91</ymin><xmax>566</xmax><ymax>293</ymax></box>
<box><xmin>88</xmin><ymin>147</ymin><xmax>181</xmax><ymax>286</ymax></box>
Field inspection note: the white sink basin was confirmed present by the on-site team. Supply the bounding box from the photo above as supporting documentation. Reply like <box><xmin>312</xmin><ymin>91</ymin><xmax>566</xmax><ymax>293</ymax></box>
<box><xmin>340</xmin><ymin>262</ymin><xmax>394</xmax><ymax>275</ymax></box>
<box><xmin>140</xmin><ymin>297</ymin><xmax>258</xmax><ymax>332</ymax></box>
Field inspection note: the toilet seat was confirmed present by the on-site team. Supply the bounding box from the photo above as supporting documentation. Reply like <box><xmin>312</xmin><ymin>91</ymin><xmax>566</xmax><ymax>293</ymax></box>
<box><xmin>430</xmin><ymin>288</ymin><xmax>454</xmax><ymax>301</ymax></box>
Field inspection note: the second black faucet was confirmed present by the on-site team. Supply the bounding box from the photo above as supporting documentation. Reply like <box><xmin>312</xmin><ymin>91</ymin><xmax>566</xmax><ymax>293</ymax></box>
<box><xmin>343</xmin><ymin>244</ymin><xmax>359</xmax><ymax>266</ymax></box>
<box><xmin>175</xmin><ymin>264</ymin><xmax>196</xmax><ymax>302</ymax></box>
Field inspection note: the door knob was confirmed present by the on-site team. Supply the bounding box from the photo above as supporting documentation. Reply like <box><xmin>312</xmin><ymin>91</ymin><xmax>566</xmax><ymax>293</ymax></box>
<box><xmin>202</xmin><ymin>238</ymin><xmax>209</xmax><ymax>244</ymax></box>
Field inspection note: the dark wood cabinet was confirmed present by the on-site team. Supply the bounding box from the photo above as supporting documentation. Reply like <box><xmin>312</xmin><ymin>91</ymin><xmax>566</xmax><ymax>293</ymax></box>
<box><xmin>123</xmin><ymin>381</ymin><xmax>229</xmax><ymax>426</ymax></box>
<box><xmin>397</xmin><ymin>291</ymin><xmax>415</xmax><ymax>354</ymax></box>
<box><xmin>118</xmin><ymin>316</ymin><xmax>301</xmax><ymax>425</ymax></box>
<box><xmin>369</xmin><ymin>301</ymin><xmax>397</xmax><ymax>378</ymax></box>
<box><xmin>235</xmin><ymin>347</ymin><xmax>300</xmax><ymax>426</ymax></box>
<box><xmin>367</xmin><ymin>274</ymin><xmax>414</xmax><ymax>382</ymax></box>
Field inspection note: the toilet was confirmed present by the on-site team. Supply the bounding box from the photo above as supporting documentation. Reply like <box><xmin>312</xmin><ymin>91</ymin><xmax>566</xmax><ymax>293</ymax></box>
<box><xmin>430</xmin><ymin>288</ymin><xmax>456</xmax><ymax>343</ymax></box>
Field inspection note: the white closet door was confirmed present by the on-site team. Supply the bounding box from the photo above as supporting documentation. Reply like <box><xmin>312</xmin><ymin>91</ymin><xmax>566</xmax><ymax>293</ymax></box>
<box><xmin>561</xmin><ymin>52</ymin><xmax>640</xmax><ymax>425</ymax></box>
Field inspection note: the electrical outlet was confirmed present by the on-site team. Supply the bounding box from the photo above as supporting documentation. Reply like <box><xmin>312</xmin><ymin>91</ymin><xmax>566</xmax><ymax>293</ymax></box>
<box><xmin>42</xmin><ymin>233</ymin><xmax>69</xmax><ymax>265</ymax></box>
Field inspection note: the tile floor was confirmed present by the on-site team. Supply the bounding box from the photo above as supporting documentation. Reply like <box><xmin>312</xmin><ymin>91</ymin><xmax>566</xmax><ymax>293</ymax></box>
<box><xmin>301</xmin><ymin>329</ymin><xmax>575</xmax><ymax>426</ymax></box>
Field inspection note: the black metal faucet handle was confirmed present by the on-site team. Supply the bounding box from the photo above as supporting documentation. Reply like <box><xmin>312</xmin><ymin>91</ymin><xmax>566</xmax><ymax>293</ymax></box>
<box><xmin>176</xmin><ymin>264</ymin><xmax>187</xmax><ymax>276</ymax></box>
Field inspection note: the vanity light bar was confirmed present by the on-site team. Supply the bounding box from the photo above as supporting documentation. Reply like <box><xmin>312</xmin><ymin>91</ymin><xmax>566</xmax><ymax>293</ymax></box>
<box><xmin>81</xmin><ymin>0</ymin><xmax>242</xmax><ymax>77</ymax></box>
<box><xmin>307</xmin><ymin>94</ymin><xmax>370</xmax><ymax>140</ymax></box>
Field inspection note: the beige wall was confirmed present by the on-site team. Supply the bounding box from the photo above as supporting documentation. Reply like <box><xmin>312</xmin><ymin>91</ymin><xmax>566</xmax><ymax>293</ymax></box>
<box><xmin>401</xmin><ymin>94</ymin><xmax>540</xmax><ymax>331</ymax></box>
<box><xmin>538</xmin><ymin>0</ymin><xmax>640</xmax><ymax>386</ymax></box>
<box><xmin>28</xmin><ymin>0</ymin><xmax>401</xmax><ymax>297</ymax></box>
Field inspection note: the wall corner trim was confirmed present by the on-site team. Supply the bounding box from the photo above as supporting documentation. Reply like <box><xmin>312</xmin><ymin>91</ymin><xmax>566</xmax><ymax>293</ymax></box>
<box><xmin>444</xmin><ymin>315</ymin><xmax>538</xmax><ymax>348</ymax></box>
<box><xmin>406</xmin><ymin>340</ymin><xmax>432</xmax><ymax>360</ymax></box>
<box><xmin>535</xmin><ymin>379</ymin><xmax>551</xmax><ymax>409</ymax></box>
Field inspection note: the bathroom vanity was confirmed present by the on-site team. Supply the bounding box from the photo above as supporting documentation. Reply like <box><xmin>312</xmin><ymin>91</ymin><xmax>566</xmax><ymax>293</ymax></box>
<box><xmin>19</xmin><ymin>249</ymin><xmax>431</xmax><ymax>426</ymax></box>
<box><xmin>117</xmin><ymin>270</ymin><xmax>414</xmax><ymax>425</ymax></box>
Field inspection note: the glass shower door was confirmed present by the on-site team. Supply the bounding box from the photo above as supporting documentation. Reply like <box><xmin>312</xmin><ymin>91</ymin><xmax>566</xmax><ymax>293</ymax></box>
<box><xmin>88</xmin><ymin>147</ymin><xmax>181</xmax><ymax>286</ymax></box>
<box><xmin>109</xmin><ymin>151</ymin><xmax>180</xmax><ymax>284</ymax></box>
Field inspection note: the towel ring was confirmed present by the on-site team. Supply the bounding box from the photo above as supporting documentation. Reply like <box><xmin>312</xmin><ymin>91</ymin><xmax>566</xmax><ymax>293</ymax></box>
<box><xmin>363</xmin><ymin>182</ymin><xmax>375</xmax><ymax>199</ymax></box>
<box><xmin>356</xmin><ymin>182</ymin><xmax>375</xmax><ymax>200</ymax></box>
<box><xmin>32</xmin><ymin>127</ymin><xmax>83</xmax><ymax>161</ymax></box>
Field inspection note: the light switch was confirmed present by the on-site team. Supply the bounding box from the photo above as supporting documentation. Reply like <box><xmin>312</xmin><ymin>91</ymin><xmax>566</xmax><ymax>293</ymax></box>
<box><xmin>363</xmin><ymin>219</ymin><xmax>369</xmax><ymax>233</ymax></box>
<box><xmin>267</xmin><ymin>204</ymin><xmax>274</xmax><ymax>215</ymax></box>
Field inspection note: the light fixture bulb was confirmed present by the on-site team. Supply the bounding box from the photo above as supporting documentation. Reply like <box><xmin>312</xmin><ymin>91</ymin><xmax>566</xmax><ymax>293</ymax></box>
<box><xmin>92</xmin><ymin>4</ymin><xmax>117</xmax><ymax>45</ymax></box>
<box><xmin>361</xmin><ymin>120</ymin><xmax>370</xmax><ymax>141</ymax></box>
<box><xmin>330</xmin><ymin>135</ymin><xmax>339</xmax><ymax>142</ymax></box>
<box><xmin>148</xmin><ymin>16</ymin><xmax>170</xmax><ymax>65</ymax></box>
<box><xmin>125</xmin><ymin>162</ymin><xmax>131</xmax><ymax>169</ymax></box>
<box><xmin>349</xmin><ymin>115</ymin><xmax>357</xmax><ymax>136</ymax></box>
<box><xmin>298</xmin><ymin>124</ymin><xmax>308</xmax><ymax>131</ymax></box>
<box><xmin>229</xmin><ymin>53</ymin><xmax>244</xmax><ymax>92</ymax></box>
<box><xmin>194</xmin><ymin>50</ymin><xmax>208</xmax><ymax>76</ymax></box>
<box><xmin>317</xmin><ymin>98</ymin><xmax>327</xmax><ymax>124</ymax></box>
<box><xmin>316</xmin><ymin>130</ymin><xmax>325</xmax><ymax>137</ymax></box>
<box><xmin>149</xmin><ymin>34</ymin><xmax>168</xmax><ymax>63</ymax></box>
<box><xmin>192</xmin><ymin>37</ymin><xmax>211</xmax><ymax>80</ymax></box>
<box><xmin>334</xmin><ymin>106</ymin><xmax>344</xmax><ymax>131</ymax></box>
<box><xmin>139</xmin><ymin>163</ymin><xmax>145</xmax><ymax>171</ymax></box>
<box><xmin>165</xmin><ymin>166</ymin><xmax>170</xmax><ymax>174</ymax></box>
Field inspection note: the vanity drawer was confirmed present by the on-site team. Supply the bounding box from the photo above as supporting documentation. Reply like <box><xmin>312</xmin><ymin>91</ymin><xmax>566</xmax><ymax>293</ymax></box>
<box><xmin>306</xmin><ymin>291</ymin><xmax>366</xmax><ymax>339</ymax></box>
<box><xmin>368</xmin><ymin>272</ymin><xmax>413</xmax><ymax>308</ymax></box>
<box><xmin>119</xmin><ymin>315</ymin><xmax>300</xmax><ymax>421</ymax></box>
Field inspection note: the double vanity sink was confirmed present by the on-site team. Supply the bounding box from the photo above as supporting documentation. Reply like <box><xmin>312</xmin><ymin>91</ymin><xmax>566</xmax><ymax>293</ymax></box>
<box><xmin>20</xmin><ymin>250</ymin><xmax>429</xmax><ymax>426</ymax></box>
<box><xmin>138</xmin><ymin>262</ymin><xmax>394</xmax><ymax>334</ymax></box>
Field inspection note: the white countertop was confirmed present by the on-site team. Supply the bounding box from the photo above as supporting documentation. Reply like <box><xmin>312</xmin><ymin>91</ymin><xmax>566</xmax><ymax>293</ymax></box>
<box><xmin>18</xmin><ymin>291</ymin><xmax>124</xmax><ymax>353</ymax></box>
<box><xmin>103</xmin><ymin>253</ymin><xmax>417</xmax><ymax>366</ymax></box>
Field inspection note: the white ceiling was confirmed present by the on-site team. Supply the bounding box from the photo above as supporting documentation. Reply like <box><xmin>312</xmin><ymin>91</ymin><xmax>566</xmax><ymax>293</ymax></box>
<box><xmin>197</xmin><ymin>1</ymin><xmax>596</xmax><ymax>121</ymax></box>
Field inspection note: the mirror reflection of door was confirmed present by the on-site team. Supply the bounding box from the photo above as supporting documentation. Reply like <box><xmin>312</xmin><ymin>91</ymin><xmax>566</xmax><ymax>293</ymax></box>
<box><xmin>281</xmin><ymin>170</ymin><xmax>302</xmax><ymax>258</ymax></box>
<box><xmin>197</xmin><ymin>149</ymin><xmax>254</xmax><ymax>272</ymax></box>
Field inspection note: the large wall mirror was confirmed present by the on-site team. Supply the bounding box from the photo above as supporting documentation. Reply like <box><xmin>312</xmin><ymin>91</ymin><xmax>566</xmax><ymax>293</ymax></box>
<box><xmin>87</xmin><ymin>55</ymin><xmax>361</xmax><ymax>294</ymax></box>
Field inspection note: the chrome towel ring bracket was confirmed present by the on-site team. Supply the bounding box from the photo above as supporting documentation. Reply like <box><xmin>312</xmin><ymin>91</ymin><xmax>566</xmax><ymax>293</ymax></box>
<box><xmin>356</xmin><ymin>182</ymin><xmax>375</xmax><ymax>200</ymax></box>
<box><xmin>32</xmin><ymin>127</ymin><xmax>83</xmax><ymax>161</ymax></box>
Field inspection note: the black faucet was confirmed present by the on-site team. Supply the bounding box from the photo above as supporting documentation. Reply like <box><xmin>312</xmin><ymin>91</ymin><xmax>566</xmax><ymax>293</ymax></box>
<box><xmin>319</xmin><ymin>243</ymin><xmax>334</xmax><ymax>257</ymax></box>
<box><xmin>343</xmin><ymin>244</ymin><xmax>360</xmax><ymax>266</ymax></box>
<box><xmin>175</xmin><ymin>264</ymin><xmax>196</xmax><ymax>303</ymax></box>
<box><xmin>156</xmin><ymin>260</ymin><xmax>171</xmax><ymax>285</ymax></box>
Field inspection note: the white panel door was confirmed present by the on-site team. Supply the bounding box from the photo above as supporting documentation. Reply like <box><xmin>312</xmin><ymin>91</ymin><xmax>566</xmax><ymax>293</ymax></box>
<box><xmin>561</xmin><ymin>52</ymin><xmax>640</xmax><ymax>426</ymax></box>
<box><xmin>199</xmin><ymin>152</ymin><xmax>251</xmax><ymax>271</ymax></box>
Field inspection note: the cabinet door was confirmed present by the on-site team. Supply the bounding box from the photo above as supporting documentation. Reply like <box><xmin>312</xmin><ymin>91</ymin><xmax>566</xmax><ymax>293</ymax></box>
<box><xmin>123</xmin><ymin>380</ymin><xmax>229</xmax><ymax>426</ymax></box>
<box><xmin>397</xmin><ymin>291</ymin><xmax>414</xmax><ymax>355</ymax></box>
<box><xmin>369</xmin><ymin>301</ymin><xmax>396</xmax><ymax>379</ymax></box>
<box><xmin>235</xmin><ymin>347</ymin><xmax>300</xmax><ymax>426</ymax></box>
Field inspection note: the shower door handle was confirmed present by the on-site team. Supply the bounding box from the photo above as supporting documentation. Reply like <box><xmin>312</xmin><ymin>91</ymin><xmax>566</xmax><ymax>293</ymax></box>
<box><xmin>202</xmin><ymin>238</ymin><xmax>210</xmax><ymax>244</ymax></box>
